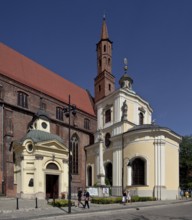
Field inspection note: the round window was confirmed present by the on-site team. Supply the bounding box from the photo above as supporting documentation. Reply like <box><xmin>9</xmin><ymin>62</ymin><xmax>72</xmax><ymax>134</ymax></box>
<box><xmin>42</xmin><ymin>122</ymin><xmax>47</xmax><ymax>129</ymax></box>
<box><xmin>27</xmin><ymin>143</ymin><xmax>33</xmax><ymax>153</ymax></box>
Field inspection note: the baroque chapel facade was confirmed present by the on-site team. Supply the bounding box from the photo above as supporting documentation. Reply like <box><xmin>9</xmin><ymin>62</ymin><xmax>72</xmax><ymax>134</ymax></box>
<box><xmin>85</xmin><ymin>18</ymin><xmax>182</xmax><ymax>200</ymax></box>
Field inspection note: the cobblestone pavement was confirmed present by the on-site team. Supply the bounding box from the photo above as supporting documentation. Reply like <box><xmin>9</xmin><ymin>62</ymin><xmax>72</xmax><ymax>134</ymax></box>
<box><xmin>0</xmin><ymin>197</ymin><xmax>191</xmax><ymax>220</ymax></box>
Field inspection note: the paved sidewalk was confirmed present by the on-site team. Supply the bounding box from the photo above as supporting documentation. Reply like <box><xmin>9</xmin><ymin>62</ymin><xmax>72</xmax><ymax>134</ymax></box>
<box><xmin>0</xmin><ymin>197</ymin><xmax>191</xmax><ymax>220</ymax></box>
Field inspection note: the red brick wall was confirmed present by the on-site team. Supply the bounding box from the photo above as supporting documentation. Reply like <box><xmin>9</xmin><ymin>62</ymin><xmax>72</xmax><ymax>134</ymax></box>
<box><xmin>0</xmin><ymin>74</ymin><xmax>97</xmax><ymax>197</ymax></box>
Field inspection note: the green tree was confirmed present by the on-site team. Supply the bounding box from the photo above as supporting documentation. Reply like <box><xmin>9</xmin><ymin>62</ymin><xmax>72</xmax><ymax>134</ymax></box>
<box><xmin>179</xmin><ymin>135</ymin><xmax>192</xmax><ymax>189</ymax></box>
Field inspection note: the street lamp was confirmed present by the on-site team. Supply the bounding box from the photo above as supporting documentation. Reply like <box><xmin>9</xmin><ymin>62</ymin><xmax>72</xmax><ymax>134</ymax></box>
<box><xmin>63</xmin><ymin>95</ymin><xmax>76</xmax><ymax>214</ymax></box>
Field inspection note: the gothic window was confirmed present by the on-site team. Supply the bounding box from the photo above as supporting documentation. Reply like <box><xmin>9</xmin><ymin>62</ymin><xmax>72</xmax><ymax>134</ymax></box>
<box><xmin>105</xmin><ymin>109</ymin><xmax>111</xmax><ymax>123</ymax></box>
<box><xmin>139</xmin><ymin>112</ymin><xmax>144</xmax><ymax>125</ymax></box>
<box><xmin>84</xmin><ymin>118</ymin><xmax>90</xmax><ymax>130</ymax></box>
<box><xmin>132</xmin><ymin>158</ymin><xmax>145</xmax><ymax>185</ymax></box>
<box><xmin>71</xmin><ymin>134</ymin><xmax>79</xmax><ymax>175</ymax></box>
<box><xmin>104</xmin><ymin>45</ymin><xmax>106</xmax><ymax>52</ymax></box>
<box><xmin>56</xmin><ymin>107</ymin><xmax>63</xmax><ymax>121</ymax></box>
<box><xmin>17</xmin><ymin>91</ymin><xmax>28</xmax><ymax>108</ymax></box>
<box><xmin>105</xmin><ymin>133</ymin><xmax>111</xmax><ymax>147</ymax></box>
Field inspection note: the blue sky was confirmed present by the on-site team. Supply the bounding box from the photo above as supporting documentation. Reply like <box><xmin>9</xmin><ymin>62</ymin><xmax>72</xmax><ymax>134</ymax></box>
<box><xmin>0</xmin><ymin>0</ymin><xmax>192</xmax><ymax>136</ymax></box>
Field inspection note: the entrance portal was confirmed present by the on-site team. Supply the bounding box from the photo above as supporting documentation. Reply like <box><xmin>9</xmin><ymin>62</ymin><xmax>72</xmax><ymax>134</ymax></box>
<box><xmin>46</xmin><ymin>175</ymin><xmax>59</xmax><ymax>198</ymax></box>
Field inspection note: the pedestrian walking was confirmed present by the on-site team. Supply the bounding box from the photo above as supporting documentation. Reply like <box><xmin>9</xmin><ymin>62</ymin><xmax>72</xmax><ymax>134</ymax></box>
<box><xmin>77</xmin><ymin>187</ymin><xmax>84</xmax><ymax>208</ymax></box>
<box><xmin>180</xmin><ymin>189</ymin><xmax>184</xmax><ymax>200</ymax></box>
<box><xmin>83</xmin><ymin>189</ymin><xmax>90</xmax><ymax>209</ymax></box>
<box><xmin>185</xmin><ymin>190</ymin><xmax>189</xmax><ymax>199</ymax></box>
<box><xmin>126</xmin><ymin>190</ymin><xmax>131</xmax><ymax>203</ymax></box>
<box><xmin>122</xmin><ymin>190</ymin><xmax>127</xmax><ymax>205</ymax></box>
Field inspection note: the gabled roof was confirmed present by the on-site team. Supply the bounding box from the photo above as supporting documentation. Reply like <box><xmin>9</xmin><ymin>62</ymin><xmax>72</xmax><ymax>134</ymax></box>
<box><xmin>0</xmin><ymin>43</ymin><xmax>95</xmax><ymax>116</ymax></box>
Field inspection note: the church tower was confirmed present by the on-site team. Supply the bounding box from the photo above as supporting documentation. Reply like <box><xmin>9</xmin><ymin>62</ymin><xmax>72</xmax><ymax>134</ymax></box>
<box><xmin>94</xmin><ymin>16</ymin><xmax>115</xmax><ymax>103</ymax></box>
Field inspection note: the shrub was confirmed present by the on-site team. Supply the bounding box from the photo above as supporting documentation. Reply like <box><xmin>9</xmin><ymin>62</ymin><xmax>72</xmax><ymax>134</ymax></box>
<box><xmin>49</xmin><ymin>199</ymin><xmax>75</xmax><ymax>207</ymax></box>
<box><xmin>91</xmin><ymin>196</ymin><xmax>155</xmax><ymax>204</ymax></box>
<box><xmin>91</xmin><ymin>197</ymin><xmax>121</xmax><ymax>204</ymax></box>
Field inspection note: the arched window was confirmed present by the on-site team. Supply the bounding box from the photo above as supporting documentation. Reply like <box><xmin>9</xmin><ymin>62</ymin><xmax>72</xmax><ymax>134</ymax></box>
<box><xmin>87</xmin><ymin>166</ymin><xmax>92</xmax><ymax>186</ymax></box>
<box><xmin>132</xmin><ymin>158</ymin><xmax>145</xmax><ymax>185</ymax></box>
<box><xmin>105</xmin><ymin>133</ymin><xmax>111</xmax><ymax>148</ymax></box>
<box><xmin>46</xmin><ymin>163</ymin><xmax>59</xmax><ymax>170</ymax></box>
<box><xmin>71</xmin><ymin>134</ymin><xmax>79</xmax><ymax>175</ymax></box>
<box><xmin>84</xmin><ymin>118</ymin><xmax>90</xmax><ymax>130</ymax></box>
<box><xmin>105</xmin><ymin>162</ymin><xmax>112</xmax><ymax>186</ymax></box>
<box><xmin>104</xmin><ymin>45</ymin><xmax>106</xmax><ymax>52</ymax></box>
<box><xmin>139</xmin><ymin>112</ymin><xmax>144</xmax><ymax>125</ymax></box>
<box><xmin>56</xmin><ymin>107</ymin><xmax>63</xmax><ymax>121</ymax></box>
<box><xmin>17</xmin><ymin>91</ymin><xmax>28</xmax><ymax>108</ymax></box>
<box><xmin>105</xmin><ymin>109</ymin><xmax>111</xmax><ymax>123</ymax></box>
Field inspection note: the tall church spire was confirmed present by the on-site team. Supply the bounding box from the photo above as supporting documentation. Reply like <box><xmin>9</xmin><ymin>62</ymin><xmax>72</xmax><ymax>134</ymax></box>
<box><xmin>94</xmin><ymin>17</ymin><xmax>115</xmax><ymax>103</ymax></box>
<box><xmin>101</xmin><ymin>15</ymin><xmax>109</xmax><ymax>40</ymax></box>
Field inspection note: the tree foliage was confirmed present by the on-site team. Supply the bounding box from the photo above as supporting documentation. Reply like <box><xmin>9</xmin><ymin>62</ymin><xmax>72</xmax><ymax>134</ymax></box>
<box><xmin>179</xmin><ymin>135</ymin><xmax>192</xmax><ymax>188</ymax></box>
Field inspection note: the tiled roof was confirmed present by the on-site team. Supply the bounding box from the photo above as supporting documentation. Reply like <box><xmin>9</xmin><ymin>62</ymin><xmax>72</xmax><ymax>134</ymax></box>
<box><xmin>0</xmin><ymin>43</ymin><xmax>95</xmax><ymax>116</ymax></box>
<box><xmin>21</xmin><ymin>130</ymin><xmax>64</xmax><ymax>145</ymax></box>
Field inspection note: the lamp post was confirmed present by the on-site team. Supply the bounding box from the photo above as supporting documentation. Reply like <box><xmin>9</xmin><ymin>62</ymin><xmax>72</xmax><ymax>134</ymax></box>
<box><xmin>63</xmin><ymin>95</ymin><xmax>76</xmax><ymax>214</ymax></box>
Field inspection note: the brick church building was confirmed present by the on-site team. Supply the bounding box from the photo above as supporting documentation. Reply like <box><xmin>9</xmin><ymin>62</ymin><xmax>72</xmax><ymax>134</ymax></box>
<box><xmin>0</xmin><ymin>33</ymin><xmax>97</xmax><ymax>197</ymax></box>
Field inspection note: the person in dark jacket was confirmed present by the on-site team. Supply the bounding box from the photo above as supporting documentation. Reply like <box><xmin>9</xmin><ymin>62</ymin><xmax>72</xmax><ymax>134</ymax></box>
<box><xmin>84</xmin><ymin>190</ymin><xmax>90</xmax><ymax>209</ymax></box>
<box><xmin>77</xmin><ymin>188</ymin><xmax>84</xmax><ymax>208</ymax></box>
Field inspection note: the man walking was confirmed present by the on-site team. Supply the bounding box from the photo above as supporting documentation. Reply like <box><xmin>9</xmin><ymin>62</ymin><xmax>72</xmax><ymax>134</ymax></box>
<box><xmin>84</xmin><ymin>189</ymin><xmax>90</xmax><ymax>209</ymax></box>
<box><xmin>77</xmin><ymin>188</ymin><xmax>84</xmax><ymax>208</ymax></box>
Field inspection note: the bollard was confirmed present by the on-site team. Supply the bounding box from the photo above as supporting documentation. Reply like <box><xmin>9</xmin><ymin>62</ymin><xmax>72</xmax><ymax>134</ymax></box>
<box><xmin>16</xmin><ymin>197</ymin><xmax>19</xmax><ymax>210</ymax></box>
<box><xmin>35</xmin><ymin>197</ymin><xmax>38</xmax><ymax>208</ymax></box>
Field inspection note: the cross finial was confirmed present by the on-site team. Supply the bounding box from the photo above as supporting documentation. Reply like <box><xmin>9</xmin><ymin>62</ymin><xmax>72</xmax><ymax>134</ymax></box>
<box><xmin>124</xmin><ymin>58</ymin><xmax>128</xmax><ymax>73</ymax></box>
<box><xmin>103</xmin><ymin>11</ymin><xmax>106</xmax><ymax>20</ymax></box>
